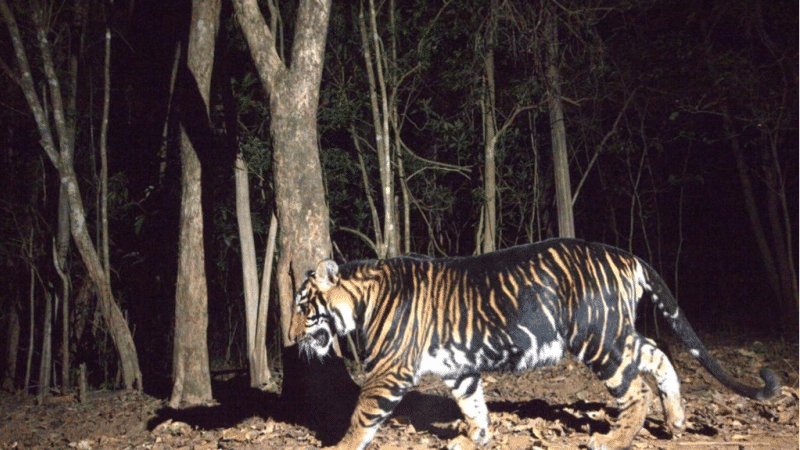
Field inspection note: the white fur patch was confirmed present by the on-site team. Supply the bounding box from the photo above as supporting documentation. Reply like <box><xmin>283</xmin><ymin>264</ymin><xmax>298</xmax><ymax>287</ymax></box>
<box><xmin>514</xmin><ymin>327</ymin><xmax>565</xmax><ymax>372</ymax></box>
<box><xmin>333</xmin><ymin>303</ymin><xmax>357</xmax><ymax>334</ymax></box>
<box><xmin>417</xmin><ymin>347</ymin><xmax>471</xmax><ymax>380</ymax></box>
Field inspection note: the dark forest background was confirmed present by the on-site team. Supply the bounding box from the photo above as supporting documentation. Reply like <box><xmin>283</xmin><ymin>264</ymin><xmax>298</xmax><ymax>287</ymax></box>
<box><xmin>0</xmin><ymin>0</ymin><xmax>796</xmax><ymax>393</ymax></box>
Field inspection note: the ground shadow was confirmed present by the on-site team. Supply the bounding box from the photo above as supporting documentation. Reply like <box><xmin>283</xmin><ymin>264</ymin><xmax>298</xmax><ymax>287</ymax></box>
<box><xmin>147</xmin><ymin>350</ymin><xmax>360</xmax><ymax>446</ymax></box>
<box><xmin>147</xmin><ymin>364</ymin><xmax>719</xmax><ymax>448</ymax></box>
<box><xmin>393</xmin><ymin>394</ymin><xmax>719</xmax><ymax>445</ymax></box>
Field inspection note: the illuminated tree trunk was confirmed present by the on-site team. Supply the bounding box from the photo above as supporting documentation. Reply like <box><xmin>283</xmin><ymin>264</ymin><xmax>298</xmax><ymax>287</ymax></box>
<box><xmin>235</xmin><ymin>1</ymin><xmax>358</xmax><ymax>438</ymax></box>
<box><xmin>481</xmin><ymin>0</ymin><xmax>499</xmax><ymax>254</ymax></box>
<box><xmin>233</xmin><ymin>0</ymin><xmax>333</xmax><ymax>348</ymax></box>
<box><xmin>545</xmin><ymin>4</ymin><xmax>575</xmax><ymax>238</ymax></box>
<box><xmin>169</xmin><ymin>0</ymin><xmax>219</xmax><ymax>407</ymax></box>
<box><xmin>235</xmin><ymin>153</ymin><xmax>275</xmax><ymax>388</ymax></box>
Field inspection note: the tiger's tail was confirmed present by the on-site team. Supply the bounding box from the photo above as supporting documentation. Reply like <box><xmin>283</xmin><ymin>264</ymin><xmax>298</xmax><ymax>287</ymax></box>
<box><xmin>642</xmin><ymin>262</ymin><xmax>779</xmax><ymax>400</ymax></box>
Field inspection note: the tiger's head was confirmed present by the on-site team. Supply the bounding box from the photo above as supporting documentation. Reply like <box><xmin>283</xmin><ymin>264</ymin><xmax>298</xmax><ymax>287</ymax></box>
<box><xmin>289</xmin><ymin>259</ymin><xmax>358</xmax><ymax>360</ymax></box>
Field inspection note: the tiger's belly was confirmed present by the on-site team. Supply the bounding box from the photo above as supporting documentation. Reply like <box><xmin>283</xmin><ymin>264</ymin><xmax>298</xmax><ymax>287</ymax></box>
<box><xmin>415</xmin><ymin>334</ymin><xmax>566</xmax><ymax>382</ymax></box>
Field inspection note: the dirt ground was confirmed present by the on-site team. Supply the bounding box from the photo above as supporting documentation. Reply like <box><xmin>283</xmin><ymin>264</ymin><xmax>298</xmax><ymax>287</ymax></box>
<box><xmin>1</xmin><ymin>335</ymin><xmax>797</xmax><ymax>450</ymax></box>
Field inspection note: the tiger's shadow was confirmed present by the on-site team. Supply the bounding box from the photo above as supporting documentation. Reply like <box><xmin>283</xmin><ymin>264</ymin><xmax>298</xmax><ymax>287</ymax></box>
<box><xmin>393</xmin><ymin>391</ymin><xmax>613</xmax><ymax>441</ymax></box>
<box><xmin>392</xmin><ymin>391</ymin><xmax>714</xmax><ymax>444</ymax></box>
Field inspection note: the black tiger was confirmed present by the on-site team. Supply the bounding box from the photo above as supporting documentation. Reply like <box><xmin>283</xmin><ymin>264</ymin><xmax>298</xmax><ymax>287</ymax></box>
<box><xmin>289</xmin><ymin>238</ymin><xmax>779</xmax><ymax>450</ymax></box>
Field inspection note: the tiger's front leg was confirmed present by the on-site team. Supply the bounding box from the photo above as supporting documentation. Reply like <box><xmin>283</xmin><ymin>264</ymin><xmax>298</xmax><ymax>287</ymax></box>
<box><xmin>444</xmin><ymin>374</ymin><xmax>491</xmax><ymax>449</ymax></box>
<box><xmin>332</xmin><ymin>371</ymin><xmax>413</xmax><ymax>450</ymax></box>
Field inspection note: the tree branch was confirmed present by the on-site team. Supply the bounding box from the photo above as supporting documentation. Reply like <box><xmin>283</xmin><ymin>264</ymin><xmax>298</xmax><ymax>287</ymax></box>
<box><xmin>0</xmin><ymin>0</ymin><xmax>60</xmax><ymax>168</ymax></box>
<box><xmin>232</xmin><ymin>0</ymin><xmax>285</xmax><ymax>95</ymax></box>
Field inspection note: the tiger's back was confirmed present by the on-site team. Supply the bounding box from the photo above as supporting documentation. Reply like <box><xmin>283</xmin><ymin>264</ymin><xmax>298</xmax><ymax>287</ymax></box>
<box><xmin>290</xmin><ymin>238</ymin><xmax>778</xmax><ymax>450</ymax></box>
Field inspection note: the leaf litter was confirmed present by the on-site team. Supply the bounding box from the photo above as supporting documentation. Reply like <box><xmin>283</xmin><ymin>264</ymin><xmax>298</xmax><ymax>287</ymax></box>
<box><xmin>0</xmin><ymin>335</ymin><xmax>796</xmax><ymax>450</ymax></box>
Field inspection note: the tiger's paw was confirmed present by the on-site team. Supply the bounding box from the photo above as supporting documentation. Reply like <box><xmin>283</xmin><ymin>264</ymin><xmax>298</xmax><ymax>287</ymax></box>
<box><xmin>663</xmin><ymin>404</ymin><xmax>686</xmax><ymax>437</ymax></box>
<box><xmin>666</xmin><ymin>419</ymin><xmax>685</xmax><ymax>439</ymax></box>
<box><xmin>447</xmin><ymin>435</ymin><xmax>477</xmax><ymax>450</ymax></box>
<box><xmin>447</xmin><ymin>424</ymin><xmax>490</xmax><ymax>450</ymax></box>
<box><xmin>587</xmin><ymin>431</ymin><xmax>631</xmax><ymax>450</ymax></box>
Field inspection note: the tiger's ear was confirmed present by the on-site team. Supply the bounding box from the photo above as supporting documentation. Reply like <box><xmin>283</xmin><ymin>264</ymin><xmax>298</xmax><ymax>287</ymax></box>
<box><xmin>314</xmin><ymin>259</ymin><xmax>339</xmax><ymax>291</ymax></box>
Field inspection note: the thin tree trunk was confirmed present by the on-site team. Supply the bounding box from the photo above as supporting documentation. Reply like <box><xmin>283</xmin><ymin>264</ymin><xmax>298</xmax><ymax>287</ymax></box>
<box><xmin>545</xmin><ymin>4</ymin><xmax>575</xmax><ymax>238</ymax></box>
<box><xmin>55</xmin><ymin>184</ymin><xmax>71</xmax><ymax>393</ymax></box>
<box><xmin>2</xmin><ymin>303</ymin><xmax>20</xmax><ymax>391</ymax></box>
<box><xmin>170</xmin><ymin>0</ymin><xmax>220</xmax><ymax>407</ymax></box>
<box><xmin>726</xmin><ymin>114</ymin><xmax>782</xmax><ymax>313</ymax></box>
<box><xmin>253</xmin><ymin>213</ymin><xmax>278</xmax><ymax>388</ymax></box>
<box><xmin>368</xmin><ymin>0</ymin><xmax>399</xmax><ymax>258</ymax></box>
<box><xmin>352</xmin><ymin>128</ymin><xmax>382</xmax><ymax>254</ymax></box>
<box><xmin>158</xmin><ymin>44</ymin><xmax>181</xmax><ymax>189</ymax></box>
<box><xmin>398</xmin><ymin>153</ymin><xmax>411</xmax><ymax>254</ymax></box>
<box><xmin>235</xmin><ymin>152</ymin><xmax>259</xmax><ymax>374</ymax></box>
<box><xmin>38</xmin><ymin>291</ymin><xmax>52</xmax><ymax>401</ymax></box>
<box><xmin>100</xmin><ymin>26</ymin><xmax>111</xmax><ymax>285</ymax></box>
<box><xmin>765</xmin><ymin>152</ymin><xmax>796</xmax><ymax>334</ymax></box>
<box><xmin>24</xmin><ymin>232</ymin><xmax>34</xmax><ymax>392</ymax></box>
<box><xmin>358</xmin><ymin>0</ymin><xmax>398</xmax><ymax>258</ymax></box>
<box><xmin>53</xmin><ymin>228</ymin><xmax>70</xmax><ymax>393</ymax></box>
<box><xmin>235</xmin><ymin>152</ymin><xmax>272</xmax><ymax>387</ymax></box>
<box><xmin>481</xmin><ymin>0</ymin><xmax>498</xmax><ymax>254</ymax></box>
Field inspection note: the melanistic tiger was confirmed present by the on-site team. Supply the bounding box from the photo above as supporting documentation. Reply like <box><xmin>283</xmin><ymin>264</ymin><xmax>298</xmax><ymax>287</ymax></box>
<box><xmin>289</xmin><ymin>238</ymin><xmax>779</xmax><ymax>450</ymax></box>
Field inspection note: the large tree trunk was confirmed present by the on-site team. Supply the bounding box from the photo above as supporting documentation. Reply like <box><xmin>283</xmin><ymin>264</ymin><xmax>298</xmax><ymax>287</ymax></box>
<box><xmin>234</xmin><ymin>0</ymin><xmax>358</xmax><ymax>440</ymax></box>
<box><xmin>169</xmin><ymin>0</ymin><xmax>219</xmax><ymax>407</ymax></box>
<box><xmin>233</xmin><ymin>0</ymin><xmax>333</xmax><ymax>347</ymax></box>
<box><xmin>545</xmin><ymin>4</ymin><xmax>575</xmax><ymax>238</ymax></box>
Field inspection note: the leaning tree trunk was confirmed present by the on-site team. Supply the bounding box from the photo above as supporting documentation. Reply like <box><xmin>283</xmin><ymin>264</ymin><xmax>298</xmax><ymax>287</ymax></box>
<box><xmin>1</xmin><ymin>0</ymin><xmax>142</xmax><ymax>390</ymax></box>
<box><xmin>235</xmin><ymin>152</ymin><xmax>273</xmax><ymax>388</ymax></box>
<box><xmin>169</xmin><ymin>0</ymin><xmax>219</xmax><ymax>407</ymax></box>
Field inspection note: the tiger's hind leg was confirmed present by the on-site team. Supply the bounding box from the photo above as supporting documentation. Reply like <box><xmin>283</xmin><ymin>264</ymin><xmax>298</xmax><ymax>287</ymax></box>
<box><xmin>637</xmin><ymin>339</ymin><xmax>685</xmax><ymax>436</ymax></box>
<box><xmin>444</xmin><ymin>374</ymin><xmax>491</xmax><ymax>448</ymax></box>
<box><xmin>588</xmin><ymin>334</ymin><xmax>653</xmax><ymax>450</ymax></box>
<box><xmin>589</xmin><ymin>374</ymin><xmax>653</xmax><ymax>450</ymax></box>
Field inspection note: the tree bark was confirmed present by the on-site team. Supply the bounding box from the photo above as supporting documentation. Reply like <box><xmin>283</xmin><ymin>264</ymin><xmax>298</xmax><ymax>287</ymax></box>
<box><xmin>233</xmin><ymin>0</ymin><xmax>333</xmax><ymax>346</ymax></box>
<box><xmin>545</xmin><ymin>4</ymin><xmax>575</xmax><ymax>238</ymax></box>
<box><xmin>170</xmin><ymin>0</ymin><xmax>219</xmax><ymax>407</ymax></box>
